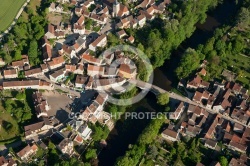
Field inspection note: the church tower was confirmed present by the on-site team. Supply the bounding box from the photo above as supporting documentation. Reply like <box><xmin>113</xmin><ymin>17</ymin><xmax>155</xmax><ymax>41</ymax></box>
<box><xmin>112</xmin><ymin>0</ymin><xmax>120</xmax><ymax>17</ymax></box>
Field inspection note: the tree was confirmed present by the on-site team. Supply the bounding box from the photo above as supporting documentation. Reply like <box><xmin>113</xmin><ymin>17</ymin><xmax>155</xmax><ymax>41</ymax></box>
<box><xmin>13</xmin><ymin>50</ymin><xmax>22</xmax><ymax>60</ymax></box>
<box><xmin>15</xmin><ymin>92</ymin><xmax>26</xmax><ymax>100</ymax></box>
<box><xmin>28</xmin><ymin>40</ymin><xmax>39</xmax><ymax>65</ymax></box>
<box><xmin>157</xmin><ymin>93</ymin><xmax>169</xmax><ymax>106</ymax></box>
<box><xmin>3</xmin><ymin>53</ymin><xmax>12</xmax><ymax>64</ymax></box>
<box><xmin>175</xmin><ymin>48</ymin><xmax>201</xmax><ymax>79</ymax></box>
<box><xmin>85</xmin><ymin>149</ymin><xmax>97</xmax><ymax>160</ymax></box>
<box><xmin>219</xmin><ymin>156</ymin><xmax>228</xmax><ymax>166</ymax></box>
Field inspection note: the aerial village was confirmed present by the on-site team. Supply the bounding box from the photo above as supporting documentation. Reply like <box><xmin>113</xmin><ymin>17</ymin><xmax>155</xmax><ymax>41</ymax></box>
<box><xmin>162</xmin><ymin>61</ymin><xmax>250</xmax><ymax>165</ymax></box>
<box><xmin>0</xmin><ymin>0</ymin><xmax>249</xmax><ymax>165</ymax></box>
<box><xmin>0</xmin><ymin>0</ymin><xmax>171</xmax><ymax>164</ymax></box>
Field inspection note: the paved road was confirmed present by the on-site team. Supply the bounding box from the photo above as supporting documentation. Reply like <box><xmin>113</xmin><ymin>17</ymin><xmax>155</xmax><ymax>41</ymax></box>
<box><xmin>132</xmin><ymin>79</ymin><xmax>250</xmax><ymax>128</ymax></box>
<box><xmin>38</xmin><ymin>75</ymin><xmax>81</xmax><ymax>97</ymax></box>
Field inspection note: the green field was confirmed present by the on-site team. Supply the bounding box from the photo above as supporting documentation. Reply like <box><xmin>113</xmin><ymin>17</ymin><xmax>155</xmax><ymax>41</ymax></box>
<box><xmin>0</xmin><ymin>0</ymin><xmax>27</xmax><ymax>32</ymax></box>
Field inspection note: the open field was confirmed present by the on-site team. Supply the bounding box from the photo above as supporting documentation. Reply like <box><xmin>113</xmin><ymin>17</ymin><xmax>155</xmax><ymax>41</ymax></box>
<box><xmin>0</xmin><ymin>0</ymin><xmax>27</xmax><ymax>32</ymax></box>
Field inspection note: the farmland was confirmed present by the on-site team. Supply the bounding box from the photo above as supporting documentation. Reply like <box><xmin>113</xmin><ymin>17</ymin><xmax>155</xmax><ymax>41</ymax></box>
<box><xmin>0</xmin><ymin>0</ymin><xmax>27</xmax><ymax>32</ymax></box>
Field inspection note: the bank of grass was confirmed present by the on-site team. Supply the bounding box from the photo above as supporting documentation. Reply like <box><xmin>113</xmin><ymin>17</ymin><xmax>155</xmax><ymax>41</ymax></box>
<box><xmin>0</xmin><ymin>0</ymin><xmax>27</xmax><ymax>32</ymax></box>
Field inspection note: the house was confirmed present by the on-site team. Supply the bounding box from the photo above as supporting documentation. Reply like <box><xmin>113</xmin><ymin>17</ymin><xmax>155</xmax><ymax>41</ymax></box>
<box><xmin>87</xmin><ymin>64</ymin><xmax>105</xmax><ymax>76</ymax></box>
<box><xmin>82</xmin><ymin>54</ymin><xmax>104</xmax><ymax>66</ymax></box>
<box><xmin>103</xmin><ymin>53</ymin><xmax>114</xmax><ymax>65</ymax></box>
<box><xmin>169</xmin><ymin>102</ymin><xmax>185</xmax><ymax>120</ymax></box>
<box><xmin>75</xmin><ymin>7</ymin><xmax>82</xmax><ymax>16</ymax></box>
<box><xmin>75</xmin><ymin>75</ymin><xmax>88</xmax><ymax>88</ymax></box>
<box><xmin>89</xmin><ymin>34</ymin><xmax>107</xmax><ymax>51</ymax></box>
<box><xmin>161</xmin><ymin>128</ymin><xmax>179</xmax><ymax>142</ymax></box>
<box><xmin>65</xmin><ymin>64</ymin><xmax>77</xmax><ymax>72</ymax></box>
<box><xmin>73</xmin><ymin>35</ymin><xmax>87</xmax><ymax>53</ymax></box>
<box><xmin>3</xmin><ymin>69</ymin><xmax>18</xmax><ymax>79</ymax></box>
<box><xmin>192</xmin><ymin>90</ymin><xmax>210</xmax><ymax>104</ymax></box>
<box><xmin>25</xmin><ymin>68</ymin><xmax>43</xmax><ymax>77</ymax></box>
<box><xmin>49</xmin><ymin>2</ymin><xmax>56</xmax><ymax>12</ymax></box>
<box><xmin>47</xmin><ymin>56</ymin><xmax>65</xmax><ymax>70</ymax></box>
<box><xmin>73</xmin><ymin>24</ymin><xmax>85</xmax><ymax>35</ymax></box>
<box><xmin>80</xmin><ymin>93</ymin><xmax>108</xmax><ymax>121</ymax></box>
<box><xmin>213</xmin><ymin>98</ymin><xmax>231</xmax><ymax>112</ymax></box>
<box><xmin>59</xmin><ymin>44</ymin><xmax>75</xmax><ymax>57</ymax></box>
<box><xmin>233</xmin><ymin>123</ymin><xmax>245</xmax><ymax>133</ymax></box>
<box><xmin>137</xmin><ymin>14</ymin><xmax>146</xmax><ymax>27</ymax></box>
<box><xmin>229</xmin><ymin>155</ymin><xmax>248</xmax><ymax>166</ymax></box>
<box><xmin>118</xmin><ymin>64</ymin><xmax>136</xmax><ymax>79</ymax></box>
<box><xmin>112</xmin><ymin>0</ymin><xmax>129</xmax><ymax>17</ymax></box>
<box><xmin>186</xmin><ymin>75</ymin><xmax>210</xmax><ymax>90</ymax></box>
<box><xmin>41</xmin><ymin>63</ymin><xmax>49</xmax><ymax>73</ymax></box>
<box><xmin>49</xmin><ymin>68</ymin><xmax>66</xmax><ymax>82</ymax></box>
<box><xmin>228</xmin><ymin>141</ymin><xmax>247</xmax><ymax>153</ymax></box>
<box><xmin>83</xmin><ymin>0</ymin><xmax>95</xmax><ymax>8</ymax></box>
<box><xmin>127</xmin><ymin>36</ymin><xmax>135</xmax><ymax>43</ymax></box>
<box><xmin>0</xmin><ymin>58</ymin><xmax>6</xmax><ymax>66</ymax></box>
<box><xmin>55</xmin><ymin>4</ymin><xmax>64</xmax><ymax>13</ymax></box>
<box><xmin>57</xmin><ymin>0</ymin><xmax>70</xmax><ymax>4</ymax></box>
<box><xmin>45</xmin><ymin>24</ymin><xmax>56</xmax><ymax>39</ymax></box>
<box><xmin>116</xmin><ymin>29</ymin><xmax>127</xmax><ymax>39</ymax></box>
<box><xmin>225</xmin><ymin>81</ymin><xmax>243</xmax><ymax>95</ymax></box>
<box><xmin>204</xmin><ymin>139</ymin><xmax>217</xmax><ymax>150</ymax></box>
<box><xmin>68</xmin><ymin>119</ymin><xmax>92</xmax><ymax>140</ymax></box>
<box><xmin>103</xmin><ymin>66</ymin><xmax>118</xmax><ymax>77</ymax></box>
<box><xmin>135</xmin><ymin>0</ymin><xmax>155</xmax><ymax>9</ymax></box>
<box><xmin>32</xmin><ymin>91</ymin><xmax>50</xmax><ymax>118</ymax></box>
<box><xmin>77</xmin><ymin>15</ymin><xmax>85</xmax><ymax>26</ymax></box>
<box><xmin>0</xmin><ymin>156</ymin><xmax>16</xmax><ymax>166</ymax></box>
<box><xmin>198</xmin><ymin>68</ymin><xmax>207</xmax><ymax>76</ymax></box>
<box><xmin>49</xmin><ymin>3</ymin><xmax>64</xmax><ymax>13</ymax></box>
<box><xmin>2</xmin><ymin>80</ymin><xmax>54</xmax><ymax>90</ymax></box>
<box><xmin>57</xmin><ymin>138</ymin><xmax>74</xmax><ymax>156</ymax></box>
<box><xmin>147</xmin><ymin>6</ymin><xmax>155</xmax><ymax>15</ymax></box>
<box><xmin>24</xmin><ymin>118</ymin><xmax>53</xmax><ymax>139</ymax></box>
<box><xmin>90</xmin><ymin>13</ymin><xmax>108</xmax><ymax>25</ymax></box>
<box><xmin>92</xmin><ymin>77</ymin><xmax>126</xmax><ymax>91</ymax></box>
<box><xmin>11</xmin><ymin>56</ymin><xmax>29</xmax><ymax>70</ymax></box>
<box><xmin>74</xmin><ymin>64</ymin><xmax>84</xmax><ymax>75</ymax></box>
<box><xmin>16</xmin><ymin>144</ymin><xmax>38</xmax><ymax>160</ymax></box>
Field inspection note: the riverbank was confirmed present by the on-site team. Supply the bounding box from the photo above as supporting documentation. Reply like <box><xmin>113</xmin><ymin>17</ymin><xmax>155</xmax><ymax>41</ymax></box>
<box><xmin>153</xmin><ymin>0</ymin><xmax>243</xmax><ymax>91</ymax></box>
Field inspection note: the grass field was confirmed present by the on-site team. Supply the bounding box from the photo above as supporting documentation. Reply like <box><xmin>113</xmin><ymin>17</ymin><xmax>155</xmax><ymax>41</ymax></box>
<box><xmin>0</xmin><ymin>108</ymin><xmax>20</xmax><ymax>141</ymax></box>
<box><xmin>0</xmin><ymin>0</ymin><xmax>27</xmax><ymax>32</ymax></box>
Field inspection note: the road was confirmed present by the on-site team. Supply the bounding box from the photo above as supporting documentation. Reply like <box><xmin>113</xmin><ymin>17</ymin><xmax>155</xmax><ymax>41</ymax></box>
<box><xmin>132</xmin><ymin>79</ymin><xmax>250</xmax><ymax>128</ymax></box>
<box><xmin>38</xmin><ymin>75</ymin><xmax>81</xmax><ymax>97</ymax></box>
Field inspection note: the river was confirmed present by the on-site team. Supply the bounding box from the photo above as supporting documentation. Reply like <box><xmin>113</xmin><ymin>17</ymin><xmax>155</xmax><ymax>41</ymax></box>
<box><xmin>153</xmin><ymin>0</ymin><xmax>242</xmax><ymax>91</ymax></box>
<box><xmin>98</xmin><ymin>0</ymin><xmax>242</xmax><ymax>165</ymax></box>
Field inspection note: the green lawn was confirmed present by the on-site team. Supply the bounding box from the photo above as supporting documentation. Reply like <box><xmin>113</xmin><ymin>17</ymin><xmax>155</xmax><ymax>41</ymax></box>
<box><xmin>0</xmin><ymin>0</ymin><xmax>27</xmax><ymax>32</ymax></box>
<box><xmin>223</xmin><ymin>54</ymin><xmax>250</xmax><ymax>87</ymax></box>
<box><xmin>0</xmin><ymin>110</ymin><xmax>20</xmax><ymax>141</ymax></box>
